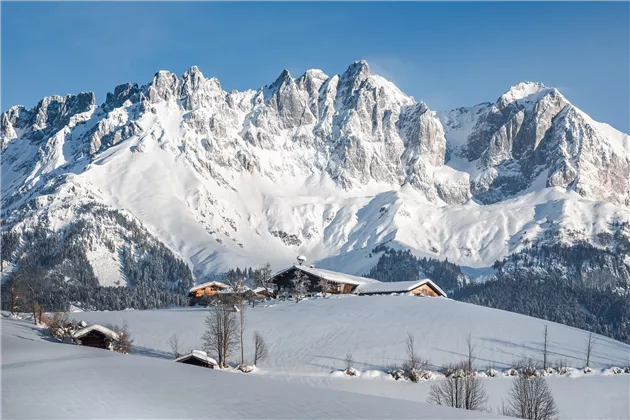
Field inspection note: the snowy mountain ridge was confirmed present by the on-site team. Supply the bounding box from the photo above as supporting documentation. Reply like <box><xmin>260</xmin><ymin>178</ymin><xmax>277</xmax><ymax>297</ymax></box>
<box><xmin>2</xmin><ymin>61</ymin><xmax>629</xmax><ymax>284</ymax></box>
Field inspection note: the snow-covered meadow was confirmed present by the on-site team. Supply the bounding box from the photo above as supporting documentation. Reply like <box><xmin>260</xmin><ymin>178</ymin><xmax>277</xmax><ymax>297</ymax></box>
<box><xmin>2</xmin><ymin>317</ymin><xmax>495</xmax><ymax>419</ymax></box>
<box><xmin>59</xmin><ymin>295</ymin><xmax>630</xmax><ymax>419</ymax></box>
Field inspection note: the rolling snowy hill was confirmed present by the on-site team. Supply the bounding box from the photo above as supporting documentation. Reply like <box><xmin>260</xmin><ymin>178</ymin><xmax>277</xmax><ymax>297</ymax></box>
<box><xmin>1</xmin><ymin>61</ymin><xmax>629</xmax><ymax>287</ymax></box>
<box><xmin>2</xmin><ymin>316</ymin><xmax>498</xmax><ymax>419</ymax></box>
<box><xmin>56</xmin><ymin>295</ymin><xmax>630</xmax><ymax>419</ymax></box>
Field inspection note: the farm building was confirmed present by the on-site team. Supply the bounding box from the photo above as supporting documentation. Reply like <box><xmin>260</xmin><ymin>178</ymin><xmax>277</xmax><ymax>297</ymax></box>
<box><xmin>270</xmin><ymin>264</ymin><xmax>447</xmax><ymax>298</ymax></box>
<box><xmin>189</xmin><ymin>281</ymin><xmax>230</xmax><ymax>298</ymax></box>
<box><xmin>72</xmin><ymin>324</ymin><xmax>119</xmax><ymax>350</ymax></box>
<box><xmin>354</xmin><ymin>279</ymin><xmax>447</xmax><ymax>297</ymax></box>
<box><xmin>188</xmin><ymin>281</ymin><xmax>270</xmax><ymax>305</ymax></box>
<box><xmin>271</xmin><ymin>265</ymin><xmax>380</xmax><ymax>295</ymax></box>
<box><xmin>174</xmin><ymin>350</ymin><xmax>218</xmax><ymax>369</ymax></box>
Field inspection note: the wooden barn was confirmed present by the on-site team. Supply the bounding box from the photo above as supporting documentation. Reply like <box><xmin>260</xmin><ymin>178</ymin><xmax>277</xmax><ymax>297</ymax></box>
<box><xmin>354</xmin><ymin>279</ymin><xmax>447</xmax><ymax>297</ymax></box>
<box><xmin>175</xmin><ymin>350</ymin><xmax>218</xmax><ymax>369</ymax></box>
<box><xmin>270</xmin><ymin>265</ymin><xmax>380</xmax><ymax>295</ymax></box>
<box><xmin>72</xmin><ymin>324</ymin><xmax>120</xmax><ymax>350</ymax></box>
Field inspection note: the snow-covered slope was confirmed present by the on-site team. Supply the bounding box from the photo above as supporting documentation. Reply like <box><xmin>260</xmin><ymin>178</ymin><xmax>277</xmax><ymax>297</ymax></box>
<box><xmin>2</xmin><ymin>62</ymin><xmax>629</xmax><ymax>284</ymax></box>
<box><xmin>68</xmin><ymin>296</ymin><xmax>630</xmax><ymax>419</ymax></box>
<box><xmin>2</xmin><ymin>317</ymin><xmax>497</xmax><ymax>420</ymax></box>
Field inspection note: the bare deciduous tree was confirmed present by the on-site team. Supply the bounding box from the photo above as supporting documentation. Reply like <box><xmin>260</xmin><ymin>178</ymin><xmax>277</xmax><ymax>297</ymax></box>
<box><xmin>107</xmin><ymin>320</ymin><xmax>134</xmax><ymax>354</ymax></box>
<box><xmin>405</xmin><ymin>332</ymin><xmax>419</xmax><ymax>372</ymax></box>
<box><xmin>502</xmin><ymin>376</ymin><xmax>559</xmax><ymax>420</ymax></box>
<box><xmin>24</xmin><ymin>268</ymin><xmax>47</xmax><ymax>325</ymax></box>
<box><xmin>253</xmin><ymin>263</ymin><xmax>274</xmax><ymax>296</ymax></box>
<box><xmin>253</xmin><ymin>331</ymin><xmax>268</xmax><ymax>365</ymax></box>
<box><xmin>202</xmin><ymin>306</ymin><xmax>238</xmax><ymax>368</ymax></box>
<box><xmin>465</xmin><ymin>333</ymin><xmax>476</xmax><ymax>373</ymax></box>
<box><xmin>168</xmin><ymin>333</ymin><xmax>180</xmax><ymax>359</ymax></box>
<box><xmin>345</xmin><ymin>353</ymin><xmax>355</xmax><ymax>371</ymax></box>
<box><xmin>585</xmin><ymin>332</ymin><xmax>596</xmax><ymax>368</ymax></box>
<box><xmin>428</xmin><ymin>365</ymin><xmax>488</xmax><ymax>412</ymax></box>
<box><xmin>317</xmin><ymin>278</ymin><xmax>330</xmax><ymax>297</ymax></box>
<box><xmin>238</xmin><ymin>303</ymin><xmax>246</xmax><ymax>366</ymax></box>
<box><xmin>542</xmin><ymin>325</ymin><xmax>549</xmax><ymax>369</ymax></box>
<box><xmin>225</xmin><ymin>276</ymin><xmax>248</xmax><ymax>366</ymax></box>
<box><xmin>291</xmin><ymin>269</ymin><xmax>308</xmax><ymax>303</ymax></box>
<box><xmin>5</xmin><ymin>272</ymin><xmax>25</xmax><ymax>315</ymax></box>
<box><xmin>47</xmin><ymin>312</ymin><xmax>71</xmax><ymax>342</ymax></box>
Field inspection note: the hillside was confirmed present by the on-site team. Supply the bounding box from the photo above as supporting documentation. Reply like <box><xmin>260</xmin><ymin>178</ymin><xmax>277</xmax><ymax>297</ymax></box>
<box><xmin>2</xmin><ymin>61</ymin><xmax>629</xmax><ymax>290</ymax></box>
<box><xmin>2</xmin><ymin>317</ymin><xmax>495</xmax><ymax>419</ymax></box>
<box><xmin>65</xmin><ymin>296</ymin><xmax>630</xmax><ymax>419</ymax></box>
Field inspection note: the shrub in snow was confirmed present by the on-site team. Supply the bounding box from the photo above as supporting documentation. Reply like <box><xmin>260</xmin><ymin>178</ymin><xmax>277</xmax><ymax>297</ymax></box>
<box><xmin>105</xmin><ymin>321</ymin><xmax>134</xmax><ymax>354</ymax></box>
<box><xmin>625</xmin><ymin>367</ymin><xmax>630</xmax><ymax>374</ymax></box>
<box><xmin>541</xmin><ymin>367</ymin><xmax>555</xmax><ymax>376</ymax></box>
<box><xmin>583</xmin><ymin>366</ymin><xmax>592</xmax><ymax>374</ymax></box>
<box><xmin>501</xmin><ymin>376</ymin><xmax>559</xmax><ymax>420</ymax></box>
<box><xmin>427</xmin><ymin>372</ymin><xmax>488</xmax><ymax>412</ymax></box>
<box><xmin>486</xmin><ymin>368</ymin><xmax>497</xmax><ymax>377</ymax></box>
<box><xmin>345</xmin><ymin>367</ymin><xmax>358</xmax><ymax>376</ymax></box>
<box><xmin>441</xmin><ymin>364</ymin><xmax>456</xmax><ymax>378</ymax></box>
<box><xmin>419</xmin><ymin>370</ymin><xmax>434</xmax><ymax>381</ymax></box>
<box><xmin>514</xmin><ymin>358</ymin><xmax>540</xmax><ymax>378</ymax></box>
<box><xmin>610</xmin><ymin>367</ymin><xmax>623</xmax><ymax>374</ymax></box>
<box><xmin>237</xmin><ymin>364</ymin><xmax>254</xmax><ymax>373</ymax></box>
<box><xmin>388</xmin><ymin>367</ymin><xmax>405</xmax><ymax>380</ymax></box>
<box><xmin>46</xmin><ymin>313</ymin><xmax>73</xmax><ymax>342</ymax></box>
<box><xmin>505</xmin><ymin>368</ymin><xmax>518</xmax><ymax>376</ymax></box>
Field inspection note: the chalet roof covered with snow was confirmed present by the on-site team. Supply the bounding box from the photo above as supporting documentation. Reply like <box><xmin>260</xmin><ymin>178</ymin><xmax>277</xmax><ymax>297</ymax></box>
<box><xmin>354</xmin><ymin>279</ymin><xmax>447</xmax><ymax>297</ymax></box>
<box><xmin>175</xmin><ymin>350</ymin><xmax>218</xmax><ymax>366</ymax></box>
<box><xmin>273</xmin><ymin>265</ymin><xmax>380</xmax><ymax>286</ymax></box>
<box><xmin>189</xmin><ymin>281</ymin><xmax>229</xmax><ymax>294</ymax></box>
<box><xmin>71</xmin><ymin>324</ymin><xmax>120</xmax><ymax>341</ymax></box>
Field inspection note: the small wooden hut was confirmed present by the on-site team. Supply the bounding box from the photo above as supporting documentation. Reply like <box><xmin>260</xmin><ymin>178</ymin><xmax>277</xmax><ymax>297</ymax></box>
<box><xmin>175</xmin><ymin>350</ymin><xmax>218</xmax><ymax>369</ymax></box>
<box><xmin>71</xmin><ymin>324</ymin><xmax>120</xmax><ymax>350</ymax></box>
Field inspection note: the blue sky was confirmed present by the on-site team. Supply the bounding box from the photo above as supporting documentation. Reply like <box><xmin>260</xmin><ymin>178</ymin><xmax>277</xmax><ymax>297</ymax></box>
<box><xmin>2</xmin><ymin>2</ymin><xmax>629</xmax><ymax>132</ymax></box>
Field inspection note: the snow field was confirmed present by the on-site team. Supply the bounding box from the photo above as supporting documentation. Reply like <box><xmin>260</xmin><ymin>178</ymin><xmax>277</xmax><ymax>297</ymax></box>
<box><xmin>67</xmin><ymin>295</ymin><xmax>630</xmax><ymax>419</ymax></box>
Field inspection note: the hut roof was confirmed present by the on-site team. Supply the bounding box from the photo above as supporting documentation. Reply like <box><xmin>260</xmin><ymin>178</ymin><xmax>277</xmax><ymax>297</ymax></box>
<box><xmin>189</xmin><ymin>281</ymin><xmax>229</xmax><ymax>294</ymax></box>
<box><xmin>354</xmin><ymin>278</ymin><xmax>447</xmax><ymax>297</ymax></box>
<box><xmin>72</xmin><ymin>324</ymin><xmax>120</xmax><ymax>341</ymax></box>
<box><xmin>175</xmin><ymin>350</ymin><xmax>218</xmax><ymax>366</ymax></box>
<box><xmin>273</xmin><ymin>265</ymin><xmax>380</xmax><ymax>286</ymax></box>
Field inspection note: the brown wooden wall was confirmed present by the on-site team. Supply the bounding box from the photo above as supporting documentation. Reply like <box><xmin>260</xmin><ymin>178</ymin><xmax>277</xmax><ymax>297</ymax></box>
<box><xmin>411</xmin><ymin>284</ymin><xmax>440</xmax><ymax>297</ymax></box>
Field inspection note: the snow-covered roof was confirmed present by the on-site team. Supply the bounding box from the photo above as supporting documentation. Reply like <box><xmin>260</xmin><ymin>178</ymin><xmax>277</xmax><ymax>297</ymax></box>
<box><xmin>189</xmin><ymin>281</ymin><xmax>229</xmax><ymax>294</ymax></box>
<box><xmin>72</xmin><ymin>324</ymin><xmax>120</xmax><ymax>341</ymax></box>
<box><xmin>175</xmin><ymin>350</ymin><xmax>218</xmax><ymax>366</ymax></box>
<box><xmin>354</xmin><ymin>279</ymin><xmax>447</xmax><ymax>297</ymax></box>
<box><xmin>272</xmin><ymin>265</ymin><xmax>380</xmax><ymax>286</ymax></box>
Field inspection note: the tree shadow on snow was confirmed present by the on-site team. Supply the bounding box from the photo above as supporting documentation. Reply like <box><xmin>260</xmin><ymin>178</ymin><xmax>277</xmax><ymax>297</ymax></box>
<box><xmin>132</xmin><ymin>345</ymin><xmax>173</xmax><ymax>360</ymax></box>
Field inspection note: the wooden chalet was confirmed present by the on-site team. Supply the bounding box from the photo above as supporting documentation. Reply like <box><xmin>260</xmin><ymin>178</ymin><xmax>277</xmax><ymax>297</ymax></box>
<box><xmin>188</xmin><ymin>281</ymin><xmax>230</xmax><ymax>305</ymax></box>
<box><xmin>72</xmin><ymin>324</ymin><xmax>120</xmax><ymax>350</ymax></box>
<box><xmin>175</xmin><ymin>350</ymin><xmax>218</xmax><ymax>369</ymax></box>
<box><xmin>271</xmin><ymin>265</ymin><xmax>380</xmax><ymax>295</ymax></box>
<box><xmin>354</xmin><ymin>279</ymin><xmax>447</xmax><ymax>297</ymax></box>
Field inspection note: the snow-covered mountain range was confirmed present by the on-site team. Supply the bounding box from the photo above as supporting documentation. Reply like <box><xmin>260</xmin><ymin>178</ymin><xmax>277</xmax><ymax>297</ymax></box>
<box><xmin>2</xmin><ymin>61</ymin><xmax>629</xmax><ymax>284</ymax></box>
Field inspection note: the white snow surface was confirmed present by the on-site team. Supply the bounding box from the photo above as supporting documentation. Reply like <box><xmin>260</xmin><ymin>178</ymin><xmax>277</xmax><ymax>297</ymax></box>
<box><xmin>286</xmin><ymin>264</ymin><xmax>380</xmax><ymax>286</ymax></box>
<box><xmin>60</xmin><ymin>295</ymin><xmax>630</xmax><ymax>419</ymax></box>
<box><xmin>174</xmin><ymin>349</ymin><xmax>218</xmax><ymax>366</ymax></box>
<box><xmin>72</xmin><ymin>324</ymin><xmax>120</xmax><ymax>340</ymax></box>
<box><xmin>2</xmin><ymin>317</ymin><xmax>499</xmax><ymax>419</ymax></box>
<box><xmin>354</xmin><ymin>278</ymin><xmax>445</xmax><ymax>295</ymax></box>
